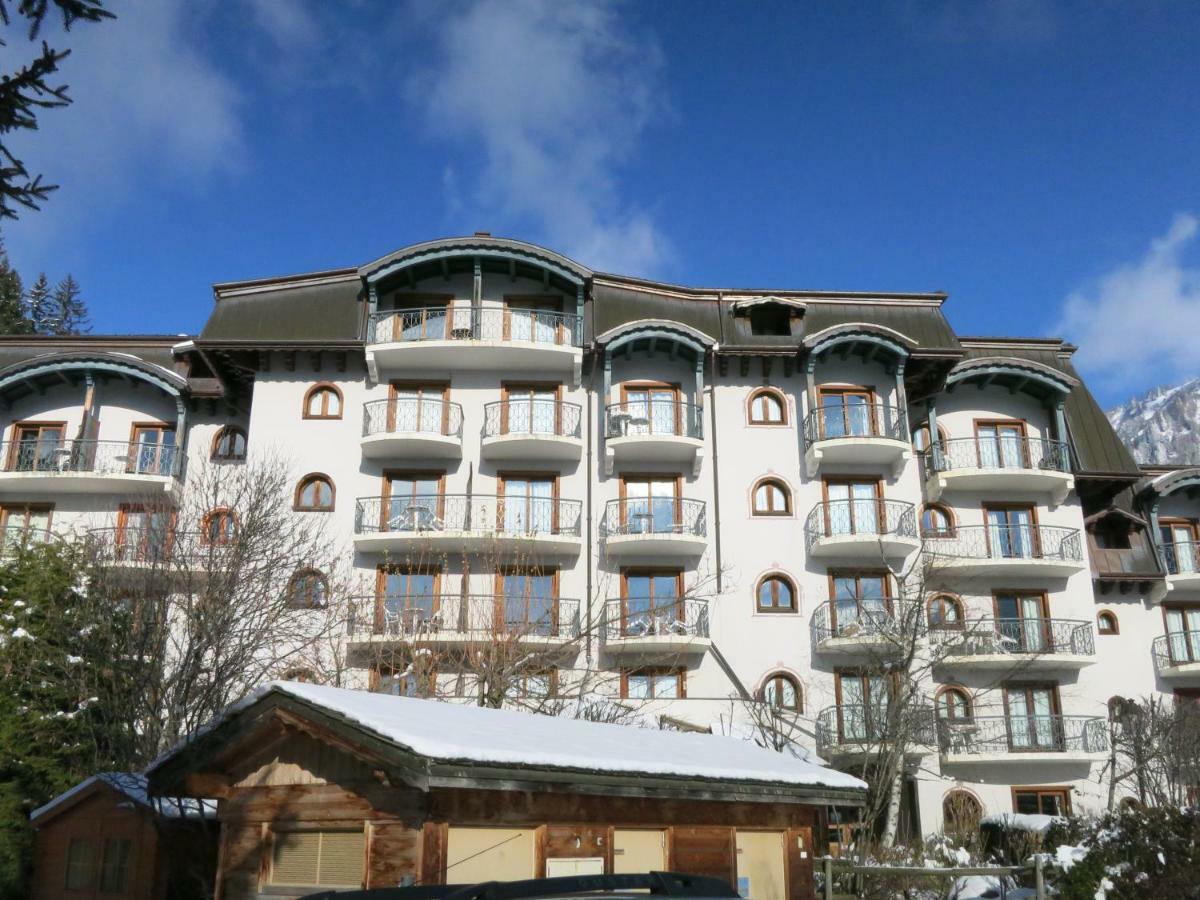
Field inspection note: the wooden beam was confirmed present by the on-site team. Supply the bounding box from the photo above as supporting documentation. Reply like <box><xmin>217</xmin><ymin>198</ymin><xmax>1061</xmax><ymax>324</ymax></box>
<box><xmin>440</xmin><ymin>258</ymin><xmax>449</xmax><ymax>281</ymax></box>
<box><xmin>309</xmin><ymin>351</ymin><xmax>322</xmax><ymax>372</ymax></box>
<box><xmin>184</xmin><ymin>773</ymin><xmax>232</xmax><ymax>799</ymax></box>
<box><xmin>739</xmin><ymin>356</ymin><xmax>749</xmax><ymax>377</ymax></box>
<box><xmin>336</xmin><ymin>351</ymin><xmax>347</xmax><ymax>373</ymax></box>
<box><xmin>283</xmin><ymin>351</ymin><xmax>296</xmax><ymax>372</ymax></box>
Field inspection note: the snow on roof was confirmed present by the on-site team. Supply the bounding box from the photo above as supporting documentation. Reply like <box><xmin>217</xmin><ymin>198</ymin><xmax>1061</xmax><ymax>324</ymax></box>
<box><xmin>155</xmin><ymin>682</ymin><xmax>866</xmax><ymax>792</ymax></box>
<box><xmin>31</xmin><ymin>772</ymin><xmax>215</xmax><ymax>823</ymax></box>
<box><xmin>980</xmin><ymin>812</ymin><xmax>1063</xmax><ymax>834</ymax></box>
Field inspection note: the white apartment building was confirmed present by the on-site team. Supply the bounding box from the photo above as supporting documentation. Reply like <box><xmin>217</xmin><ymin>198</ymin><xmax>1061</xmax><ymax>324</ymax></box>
<box><xmin>0</xmin><ymin>234</ymin><xmax>1193</xmax><ymax>839</ymax></box>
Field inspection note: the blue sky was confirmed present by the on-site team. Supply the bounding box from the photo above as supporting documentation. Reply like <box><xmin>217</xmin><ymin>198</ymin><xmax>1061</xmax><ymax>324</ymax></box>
<box><xmin>3</xmin><ymin>0</ymin><xmax>1199</xmax><ymax>408</ymax></box>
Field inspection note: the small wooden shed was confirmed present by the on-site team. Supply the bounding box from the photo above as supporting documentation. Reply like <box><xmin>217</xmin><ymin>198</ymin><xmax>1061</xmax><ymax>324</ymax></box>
<box><xmin>147</xmin><ymin>682</ymin><xmax>865</xmax><ymax>900</ymax></box>
<box><xmin>29</xmin><ymin>771</ymin><xmax>216</xmax><ymax>900</ymax></box>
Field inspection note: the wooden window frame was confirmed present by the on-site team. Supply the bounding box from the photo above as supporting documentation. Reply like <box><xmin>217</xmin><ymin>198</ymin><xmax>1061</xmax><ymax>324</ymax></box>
<box><xmin>201</xmin><ymin>507</ymin><xmax>239</xmax><ymax>545</ymax></box>
<box><xmin>992</xmin><ymin>589</ymin><xmax>1052</xmax><ymax>649</ymax></box>
<box><xmin>388</xmin><ymin>381</ymin><xmax>451</xmax><ymax>434</ymax></box>
<box><xmin>497</xmin><ymin>471</ymin><xmax>560</xmax><ymax>534</ymax></box>
<box><xmin>500</xmin><ymin>382</ymin><xmax>564</xmax><ymax>436</ymax></box>
<box><xmin>747</xmin><ymin>387</ymin><xmax>787</xmax><ymax>426</ymax></box>
<box><xmin>127</xmin><ymin>421</ymin><xmax>176</xmax><ymax>474</ymax></box>
<box><xmin>294</xmin><ymin>473</ymin><xmax>336</xmax><ymax>512</ymax></box>
<box><xmin>935</xmin><ymin>685</ymin><xmax>973</xmax><ymax>721</ymax></box>
<box><xmin>8</xmin><ymin>419</ymin><xmax>67</xmax><ymax>471</ymax></box>
<box><xmin>761</xmin><ymin>671</ymin><xmax>803</xmax><ymax>712</ymax></box>
<box><xmin>1096</xmin><ymin>610</ymin><xmax>1119</xmax><ymax>636</ymax></box>
<box><xmin>265</xmin><ymin>825</ymin><xmax>366</xmax><ymax>889</ymax></box>
<box><xmin>0</xmin><ymin>502</ymin><xmax>53</xmax><ymax>538</ymax></box>
<box><xmin>1001</xmin><ymin>682</ymin><xmax>1063</xmax><ymax>752</ymax></box>
<box><xmin>833</xmin><ymin>668</ymin><xmax>895</xmax><ymax>740</ymax></box>
<box><xmin>618</xmin><ymin>474</ymin><xmax>683</xmax><ymax>531</ymax></box>
<box><xmin>973</xmin><ymin>418</ymin><xmax>1031</xmax><ymax>469</ymax></box>
<box><xmin>621</xmin><ymin>568</ymin><xmax>684</xmax><ymax>632</ymax></box>
<box><xmin>755</xmin><ymin>573</ymin><xmax>797</xmax><ymax>614</ymax></box>
<box><xmin>381</xmin><ymin>470</ymin><xmax>447</xmax><ymax>530</ymax></box>
<box><xmin>751</xmin><ymin>477</ymin><xmax>792</xmax><ymax>516</ymax></box>
<box><xmin>982</xmin><ymin>502</ymin><xmax>1042</xmax><ymax>558</ymax></box>
<box><xmin>65</xmin><ymin>836</ymin><xmax>96</xmax><ymax>890</ymax></box>
<box><xmin>1010</xmin><ymin>786</ymin><xmax>1072</xmax><ymax>817</ymax></box>
<box><xmin>210</xmin><ymin>424</ymin><xmax>248</xmax><ymax>461</ymax></box>
<box><xmin>620</xmin><ymin>666</ymin><xmax>686</xmax><ymax>700</ymax></box>
<box><xmin>288</xmin><ymin>568</ymin><xmax>329</xmax><ymax>610</ymax></box>
<box><xmin>385</xmin><ymin>292</ymin><xmax>453</xmax><ymax>341</ymax></box>
<box><xmin>620</xmin><ymin>381</ymin><xmax>684</xmax><ymax>435</ymax></box>
<box><xmin>115</xmin><ymin>504</ymin><xmax>174</xmax><ymax>559</ymax></box>
<box><xmin>369</xmin><ymin>660</ymin><xmax>436</xmax><ymax>696</ymax></box>
<box><xmin>920</xmin><ymin>502</ymin><xmax>956</xmax><ymax>538</ymax></box>
<box><xmin>816</xmin><ymin>385</ymin><xmax>879</xmax><ymax>439</ymax></box>
<box><xmin>494</xmin><ymin>566</ymin><xmax>561</xmax><ymax>634</ymax></box>
<box><xmin>1161</xmin><ymin>603</ymin><xmax>1200</xmax><ymax>664</ymax></box>
<box><xmin>98</xmin><ymin>836</ymin><xmax>132</xmax><ymax>893</ymax></box>
<box><xmin>821</xmin><ymin>477</ymin><xmax>884</xmax><ymax>535</ymax></box>
<box><xmin>827</xmin><ymin>570</ymin><xmax>893</xmax><ymax>630</ymax></box>
<box><xmin>926</xmin><ymin>592</ymin><xmax>965</xmax><ymax>630</ymax></box>
<box><xmin>503</xmin><ymin>293</ymin><xmax>567</xmax><ymax>344</ymax></box>
<box><xmin>302</xmin><ymin>382</ymin><xmax>344</xmax><ymax>420</ymax></box>
<box><xmin>374</xmin><ymin>565</ymin><xmax>443</xmax><ymax>633</ymax></box>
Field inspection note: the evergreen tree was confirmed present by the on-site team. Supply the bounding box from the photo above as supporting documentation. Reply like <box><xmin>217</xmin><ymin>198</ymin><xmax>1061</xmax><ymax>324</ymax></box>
<box><xmin>23</xmin><ymin>273</ymin><xmax>52</xmax><ymax>334</ymax></box>
<box><xmin>0</xmin><ymin>243</ymin><xmax>31</xmax><ymax>335</ymax></box>
<box><xmin>49</xmin><ymin>273</ymin><xmax>89</xmax><ymax>334</ymax></box>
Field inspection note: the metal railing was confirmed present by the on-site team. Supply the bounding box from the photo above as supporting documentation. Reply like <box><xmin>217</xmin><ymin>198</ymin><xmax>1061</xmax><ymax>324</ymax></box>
<box><xmin>366</xmin><ymin>306</ymin><xmax>582</xmax><ymax>347</ymax></box>
<box><xmin>346</xmin><ymin>595</ymin><xmax>580</xmax><ymax>641</ymax></box>
<box><xmin>810</xmin><ymin>600</ymin><xmax>898</xmax><ymax>643</ymax></box>
<box><xmin>483</xmin><ymin>400</ymin><xmax>582</xmax><ymax>439</ymax></box>
<box><xmin>605</xmin><ymin>401</ymin><xmax>703</xmax><ymax>439</ymax></box>
<box><xmin>815</xmin><ymin>704</ymin><xmax>937</xmax><ymax>752</ymax></box>
<box><xmin>86</xmin><ymin>527</ymin><xmax>222</xmax><ymax>567</ymax></box>
<box><xmin>0</xmin><ymin>525</ymin><xmax>52</xmax><ymax>554</ymax></box>
<box><xmin>936</xmin><ymin>714</ymin><xmax>1108</xmax><ymax>756</ymax></box>
<box><xmin>0</xmin><ymin>439</ymin><xmax>180</xmax><ymax>477</ymax></box>
<box><xmin>362</xmin><ymin>398</ymin><xmax>463</xmax><ymax>438</ymax></box>
<box><xmin>600</xmin><ymin>498</ymin><xmax>707</xmax><ymax>538</ymax></box>
<box><xmin>602</xmin><ymin>598</ymin><xmax>709</xmax><ymax>641</ymax></box>
<box><xmin>1153</xmin><ymin>631</ymin><xmax>1200</xmax><ymax>671</ymax></box>
<box><xmin>354</xmin><ymin>494</ymin><xmax>583</xmax><ymax>537</ymax></box>
<box><xmin>804</xmin><ymin>499</ymin><xmax>917</xmax><ymax>551</ymax></box>
<box><xmin>934</xmin><ymin>617</ymin><xmax>1095</xmax><ymax>658</ymax></box>
<box><xmin>1163</xmin><ymin>541</ymin><xmax>1200</xmax><ymax>576</ymax></box>
<box><xmin>920</xmin><ymin>436</ymin><xmax>1071</xmax><ymax>478</ymax></box>
<box><xmin>803</xmin><ymin>403</ymin><xmax>907</xmax><ymax>444</ymax></box>
<box><xmin>926</xmin><ymin>523</ymin><xmax>1083</xmax><ymax>563</ymax></box>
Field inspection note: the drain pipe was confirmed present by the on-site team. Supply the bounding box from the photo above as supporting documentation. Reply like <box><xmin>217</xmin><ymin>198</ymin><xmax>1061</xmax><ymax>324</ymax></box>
<box><xmin>707</xmin><ymin>372</ymin><xmax>723</xmax><ymax>593</ymax></box>
<box><xmin>584</xmin><ymin>359</ymin><xmax>595</xmax><ymax>664</ymax></box>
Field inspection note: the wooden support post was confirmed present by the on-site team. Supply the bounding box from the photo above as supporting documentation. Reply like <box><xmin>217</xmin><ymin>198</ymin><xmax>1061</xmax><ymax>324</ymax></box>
<box><xmin>1035</xmin><ymin>853</ymin><xmax>1045</xmax><ymax>899</ymax></box>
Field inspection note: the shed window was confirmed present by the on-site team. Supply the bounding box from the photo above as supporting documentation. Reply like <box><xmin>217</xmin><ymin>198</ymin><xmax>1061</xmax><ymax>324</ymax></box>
<box><xmin>99</xmin><ymin>838</ymin><xmax>132</xmax><ymax>892</ymax></box>
<box><xmin>65</xmin><ymin>838</ymin><xmax>95</xmax><ymax>889</ymax></box>
<box><xmin>271</xmin><ymin>829</ymin><xmax>365</xmax><ymax>888</ymax></box>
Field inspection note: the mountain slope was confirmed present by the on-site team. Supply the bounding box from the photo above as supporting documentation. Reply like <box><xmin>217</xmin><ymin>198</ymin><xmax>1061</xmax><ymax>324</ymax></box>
<box><xmin>1107</xmin><ymin>377</ymin><xmax>1200</xmax><ymax>465</ymax></box>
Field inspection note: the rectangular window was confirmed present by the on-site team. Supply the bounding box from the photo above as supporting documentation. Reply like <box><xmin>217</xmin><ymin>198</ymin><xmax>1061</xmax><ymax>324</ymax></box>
<box><xmin>497</xmin><ymin>568</ymin><xmax>558</xmax><ymax>636</ymax></box>
<box><xmin>1004</xmin><ymin>684</ymin><xmax>1061</xmax><ymax>751</ymax></box>
<box><xmin>99</xmin><ymin>837</ymin><xmax>132</xmax><ymax>892</ymax></box>
<box><xmin>499</xmin><ymin>474</ymin><xmax>557</xmax><ymax>534</ymax></box>
<box><xmin>129</xmin><ymin>424</ymin><xmax>177</xmax><ymax>475</ymax></box>
<box><xmin>382</xmin><ymin>471</ymin><xmax>445</xmax><ymax>531</ymax></box>
<box><xmin>1012</xmin><ymin>788</ymin><xmax>1071</xmax><ymax>817</ymax></box>
<box><xmin>373</xmin><ymin>664</ymin><xmax>434</xmax><ymax>698</ymax></box>
<box><xmin>621</xmin><ymin>384</ymin><xmax>682</xmax><ymax>436</ymax></box>
<box><xmin>622</xmin><ymin>668</ymin><xmax>685</xmax><ymax>700</ymax></box>
<box><xmin>817</xmin><ymin>388</ymin><xmax>876</xmax><ymax>439</ymax></box>
<box><xmin>835</xmin><ymin>670</ymin><xmax>890</xmax><ymax>742</ymax></box>
<box><xmin>506</xmin><ymin>669</ymin><xmax>558</xmax><ymax>700</ymax></box>
<box><xmin>376</xmin><ymin>566</ymin><xmax>440</xmax><ymax>635</ymax></box>
<box><xmin>984</xmin><ymin>505</ymin><xmax>1038</xmax><ymax>559</ymax></box>
<box><xmin>975</xmin><ymin>420</ymin><xmax>1028</xmax><ymax>469</ymax></box>
<box><xmin>823</xmin><ymin>479</ymin><xmax>882</xmax><ymax>536</ymax></box>
<box><xmin>116</xmin><ymin>504</ymin><xmax>172</xmax><ymax>563</ymax></box>
<box><xmin>1165</xmin><ymin>606</ymin><xmax>1200</xmax><ymax>665</ymax></box>
<box><xmin>270</xmin><ymin>828</ymin><xmax>365</xmax><ymax>888</ymax></box>
<box><xmin>9</xmin><ymin>422</ymin><xmax>65</xmax><ymax>472</ymax></box>
<box><xmin>389</xmin><ymin>383</ymin><xmax>450</xmax><ymax>435</ymax></box>
<box><xmin>65</xmin><ymin>837</ymin><xmax>95</xmax><ymax>889</ymax></box>
<box><xmin>994</xmin><ymin>591</ymin><xmax>1051</xmax><ymax>653</ymax></box>
<box><xmin>1160</xmin><ymin>520</ymin><xmax>1199</xmax><ymax>575</ymax></box>
<box><xmin>622</xmin><ymin>570</ymin><xmax>683</xmax><ymax>635</ymax></box>
<box><xmin>829</xmin><ymin>571</ymin><xmax>891</xmax><ymax>632</ymax></box>
<box><xmin>0</xmin><ymin>503</ymin><xmax>52</xmax><ymax>551</ymax></box>
<box><xmin>504</xmin><ymin>295</ymin><xmax>565</xmax><ymax>344</ymax></box>
<box><xmin>620</xmin><ymin>476</ymin><xmax>680</xmax><ymax>535</ymax></box>
<box><xmin>502</xmin><ymin>383</ymin><xmax>562</xmax><ymax>435</ymax></box>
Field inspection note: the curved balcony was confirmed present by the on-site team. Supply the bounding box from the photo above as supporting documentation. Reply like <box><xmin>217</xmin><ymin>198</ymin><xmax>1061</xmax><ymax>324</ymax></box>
<box><xmin>926</xmin><ymin>524</ymin><xmax>1085</xmax><ymax>578</ymax></box>
<box><xmin>604</xmin><ymin>401</ymin><xmax>704</xmax><ymax>475</ymax></box>
<box><xmin>346</xmin><ymin>595</ymin><xmax>580</xmax><ymax>650</ymax></box>
<box><xmin>804</xmin><ymin>499</ymin><xmax>920</xmax><ymax>560</ymax></box>
<box><xmin>365</xmin><ymin>306</ymin><xmax>583</xmax><ymax>381</ymax></box>
<box><xmin>1163</xmin><ymin>542</ymin><xmax>1200</xmax><ymax>592</ymax></box>
<box><xmin>600</xmin><ymin>498</ymin><xmax>707</xmax><ymax>558</ymax></box>
<box><xmin>933</xmin><ymin>618</ymin><xmax>1096</xmax><ymax>672</ymax></box>
<box><xmin>353</xmin><ymin>494</ymin><xmax>582</xmax><ymax>556</ymax></box>
<box><xmin>937</xmin><ymin>714</ymin><xmax>1108</xmax><ymax>765</ymax></box>
<box><xmin>86</xmin><ymin>527</ymin><xmax>213</xmax><ymax>575</ymax></box>
<box><xmin>0</xmin><ymin>439</ymin><xmax>180</xmax><ymax>494</ymax></box>
<box><xmin>802</xmin><ymin>403</ymin><xmax>910</xmax><ymax>477</ymax></box>
<box><xmin>481</xmin><ymin>400</ymin><xmax>582</xmax><ymax>462</ymax></box>
<box><xmin>0</xmin><ymin>524</ymin><xmax>52</xmax><ymax>558</ymax></box>
<box><xmin>810</xmin><ymin>600</ymin><xmax>902</xmax><ymax>656</ymax></box>
<box><xmin>1153</xmin><ymin>631</ymin><xmax>1200</xmax><ymax>680</ymax></box>
<box><xmin>815</xmin><ymin>704</ymin><xmax>937</xmax><ymax>760</ymax></box>
<box><xmin>601</xmin><ymin>598</ymin><xmax>710</xmax><ymax>657</ymax></box>
<box><xmin>361</xmin><ymin>398</ymin><xmax>463</xmax><ymax>460</ymax></box>
<box><xmin>921</xmin><ymin>437</ymin><xmax>1073</xmax><ymax>505</ymax></box>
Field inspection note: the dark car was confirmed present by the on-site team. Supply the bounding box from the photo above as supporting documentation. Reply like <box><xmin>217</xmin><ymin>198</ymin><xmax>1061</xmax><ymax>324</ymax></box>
<box><xmin>298</xmin><ymin>871</ymin><xmax>740</xmax><ymax>900</ymax></box>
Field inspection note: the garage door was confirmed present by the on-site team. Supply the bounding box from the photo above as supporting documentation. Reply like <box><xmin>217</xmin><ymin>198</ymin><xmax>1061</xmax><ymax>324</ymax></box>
<box><xmin>735</xmin><ymin>831</ymin><xmax>785</xmax><ymax>900</ymax></box>
<box><xmin>613</xmin><ymin>829</ymin><xmax>666</xmax><ymax>875</ymax></box>
<box><xmin>445</xmin><ymin>828</ymin><xmax>535</xmax><ymax>885</ymax></box>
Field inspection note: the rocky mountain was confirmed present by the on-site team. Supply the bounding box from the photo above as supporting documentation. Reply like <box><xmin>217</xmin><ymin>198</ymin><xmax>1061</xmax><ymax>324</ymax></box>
<box><xmin>1107</xmin><ymin>377</ymin><xmax>1200</xmax><ymax>465</ymax></box>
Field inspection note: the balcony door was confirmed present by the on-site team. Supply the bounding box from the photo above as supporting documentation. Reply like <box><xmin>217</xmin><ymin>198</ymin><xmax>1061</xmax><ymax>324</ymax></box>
<box><xmin>117</xmin><ymin>505</ymin><xmax>173</xmax><ymax>562</ymax></box>
<box><xmin>818</xmin><ymin>388</ymin><xmax>874</xmax><ymax>439</ymax></box>
<box><xmin>500</xmin><ymin>474</ymin><xmax>556</xmax><ymax>534</ymax></box>
<box><xmin>503</xmin><ymin>384</ymin><xmax>559</xmax><ymax>435</ymax></box>
<box><xmin>1004</xmin><ymin>684</ymin><xmax>1060</xmax><ymax>751</ymax></box>
<box><xmin>390</xmin><ymin>294</ymin><xmax>451</xmax><ymax>342</ymax></box>
<box><xmin>620</xmin><ymin>477</ymin><xmax>680</xmax><ymax>535</ymax></box>
<box><xmin>622</xmin><ymin>384</ymin><xmax>681</xmax><ymax>436</ymax></box>
<box><xmin>976</xmin><ymin>420</ymin><xmax>1027</xmax><ymax>469</ymax></box>
<box><xmin>9</xmin><ymin>422</ymin><xmax>65</xmax><ymax>471</ymax></box>
<box><xmin>1165</xmin><ymin>607</ymin><xmax>1200</xmax><ymax>664</ymax></box>
<box><xmin>498</xmin><ymin>569</ymin><xmax>557</xmax><ymax>635</ymax></box>
<box><xmin>383</xmin><ymin>472</ymin><xmax>444</xmax><ymax>531</ymax></box>
<box><xmin>837</xmin><ymin>671</ymin><xmax>889</xmax><ymax>742</ymax></box>
<box><xmin>824</xmin><ymin>479</ymin><xmax>881</xmax><ymax>536</ymax></box>
<box><xmin>0</xmin><ymin>504</ymin><xmax>51</xmax><ymax>551</ymax></box>
<box><xmin>130</xmin><ymin>424</ymin><xmax>176</xmax><ymax>475</ymax></box>
<box><xmin>623</xmin><ymin>570</ymin><xmax>683</xmax><ymax>635</ymax></box>
<box><xmin>830</xmin><ymin>571</ymin><xmax>890</xmax><ymax>633</ymax></box>
<box><xmin>1160</xmin><ymin>521</ymin><xmax>1198</xmax><ymax>575</ymax></box>
<box><xmin>504</xmin><ymin>296</ymin><xmax>563</xmax><ymax>344</ymax></box>
<box><xmin>377</xmin><ymin>568</ymin><xmax>439</xmax><ymax>634</ymax></box>
<box><xmin>389</xmin><ymin>383</ymin><xmax>449</xmax><ymax>435</ymax></box>
<box><xmin>995</xmin><ymin>591</ymin><xmax>1050</xmax><ymax>653</ymax></box>
<box><xmin>985</xmin><ymin>505</ymin><xmax>1037</xmax><ymax>559</ymax></box>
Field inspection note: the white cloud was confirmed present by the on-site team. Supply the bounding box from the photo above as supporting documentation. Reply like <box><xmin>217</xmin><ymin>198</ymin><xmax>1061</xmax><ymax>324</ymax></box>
<box><xmin>1056</xmin><ymin>213</ymin><xmax>1200</xmax><ymax>393</ymax></box>
<box><xmin>405</xmin><ymin>0</ymin><xmax>672</xmax><ymax>275</ymax></box>
<box><xmin>905</xmin><ymin>0</ymin><xmax>1060</xmax><ymax>46</ymax></box>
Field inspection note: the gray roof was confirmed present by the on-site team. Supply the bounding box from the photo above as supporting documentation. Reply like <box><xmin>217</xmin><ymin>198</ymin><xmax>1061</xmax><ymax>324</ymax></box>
<box><xmin>200</xmin><ymin>272</ymin><xmax>362</xmax><ymax>344</ymax></box>
<box><xmin>0</xmin><ymin>336</ymin><xmax>184</xmax><ymax>373</ymax></box>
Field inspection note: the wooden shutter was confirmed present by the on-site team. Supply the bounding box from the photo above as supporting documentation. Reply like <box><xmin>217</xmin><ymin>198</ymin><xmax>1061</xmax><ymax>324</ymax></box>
<box><xmin>271</xmin><ymin>830</ymin><xmax>365</xmax><ymax>887</ymax></box>
<box><xmin>318</xmin><ymin>831</ymin><xmax>366</xmax><ymax>886</ymax></box>
<box><xmin>272</xmin><ymin>831</ymin><xmax>320</xmax><ymax>885</ymax></box>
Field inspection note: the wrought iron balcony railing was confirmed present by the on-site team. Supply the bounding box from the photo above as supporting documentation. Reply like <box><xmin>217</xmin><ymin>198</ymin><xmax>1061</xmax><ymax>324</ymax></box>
<box><xmin>803</xmin><ymin>403</ymin><xmax>907</xmax><ymax>444</ymax></box>
<box><xmin>605</xmin><ymin>401</ymin><xmax>703</xmax><ymax>439</ymax></box>
<box><xmin>804</xmin><ymin>498</ymin><xmax>918</xmax><ymax>551</ymax></box>
<box><xmin>346</xmin><ymin>594</ymin><xmax>581</xmax><ymax>641</ymax></box>
<box><xmin>925</xmin><ymin>524</ymin><xmax>1083</xmax><ymax>563</ymax></box>
<box><xmin>936</xmin><ymin>714</ymin><xmax>1108</xmax><ymax>756</ymax></box>
<box><xmin>366</xmin><ymin>306</ymin><xmax>582</xmax><ymax>347</ymax></box>
<box><xmin>815</xmin><ymin>704</ymin><xmax>938</xmax><ymax>752</ymax></box>
<box><xmin>1153</xmin><ymin>631</ymin><xmax>1200</xmax><ymax>672</ymax></box>
<box><xmin>1163</xmin><ymin>542</ymin><xmax>1200</xmax><ymax>576</ymax></box>
<box><xmin>602</xmin><ymin>598</ymin><xmax>709</xmax><ymax>641</ymax></box>
<box><xmin>0</xmin><ymin>439</ymin><xmax>180</xmax><ymax>477</ymax></box>
<box><xmin>0</xmin><ymin>525</ymin><xmax>52</xmax><ymax>554</ymax></box>
<box><xmin>920</xmin><ymin>436</ymin><xmax>1071</xmax><ymax>478</ymax></box>
<box><xmin>810</xmin><ymin>599</ymin><xmax>899</xmax><ymax>643</ymax></box>
<box><xmin>354</xmin><ymin>494</ymin><xmax>583</xmax><ymax>538</ymax></box>
<box><xmin>934</xmin><ymin>617</ymin><xmax>1095</xmax><ymax>658</ymax></box>
<box><xmin>483</xmin><ymin>399</ymin><xmax>582</xmax><ymax>439</ymax></box>
<box><xmin>362</xmin><ymin>398</ymin><xmax>463</xmax><ymax>438</ymax></box>
<box><xmin>599</xmin><ymin>498</ymin><xmax>707</xmax><ymax>538</ymax></box>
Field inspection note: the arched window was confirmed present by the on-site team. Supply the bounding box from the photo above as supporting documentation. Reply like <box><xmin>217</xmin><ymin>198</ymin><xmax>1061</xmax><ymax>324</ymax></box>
<box><xmin>942</xmin><ymin>790</ymin><xmax>982</xmax><ymax>837</ymax></box>
<box><xmin>1097</xmin><ymin>611</ymin><xmax>1118</xmax><ymax>635</ymax></box>
<box><xmin>748</xmin><ymin>388</ymin><xmax>787</xmax><ymax>425</ymax></box>
<box><xmin>752</xmin><ymin>478</ymin><xmax>791</xmax><ymax>515</ymax></box>
<box><xmin>927</xmin><ymin>594</ymin><xmax>964</xmax><ymax>629</ymax></box>
<box><xmin>294</xmin><ymin>474</ymin><xmax>335</xmax><ymax>511</ymax></box>
<box><xmin>303</xmin><ymin>383</ymin><xmax>343</xmax><ymax>420</ymax></box>
<box><xmin>912</xmin><ymin>420</ymin><xmax>948</xmax><ymax>453</ymax></box>
<box><xmin>202</xmin><ymin>508</ymin><xmax>238</xmax><ymax>545</ymax></box>
<box><xmin>936</xmin><ymin>687</ymin><xmax>972</xmax><ymax>721</ymax></box>
<box><xmin>757</xmin><ymin>575</ymin><xmax>796</xmax><ymax>613</ymax></box>
<box><xmin>761</xmin><ymin>672</ymin><xmax>802</xmax><ymax>712</ymax></box>
<box><xmin>920</xmin><ymin>503</ymin><xmax>955</xmax><ymax>538</ymax></box>
<box><xmin>288</xmin><ymin>569</ymin><xmax>328</xmax><ymax>609</ymax></box>
<box><xmin>211</xmin><ymin>425</ymin><xmax>247</xmax><ymax>462</ymax></box>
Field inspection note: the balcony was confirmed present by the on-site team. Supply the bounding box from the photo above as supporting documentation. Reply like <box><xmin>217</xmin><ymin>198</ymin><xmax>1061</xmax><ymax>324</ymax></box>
<box><xmin>804</xmin><ymin>499</ymin><xmax>920</xmax><ymax>560</ymax></box>
<box><xmin>810</xmin><ymin>600</ymin><xmax>902</xmax><ymax>656</ymax></box>
<box><xmin>934</xmin><ymin>618</ymin><xmax>1096</xmax><ymax>672</ymax></box>
<box><xmin>346</xmin><ymin>595</ymin><xmax>581</xmax><ymax>650</ymax></box>
<box><xmin>927</xmin><ymin>524</ymin><xmax>1085</xmax><ymax>578</ymax></box>
<box><xmin>86</xmin><ymin>528</ymin><xmax>212</xmax><ymax>579</ymax></box>
<box><xmin>360</xmin><ymin>398</ymin><xmax>463</xmax><ymax>460</ymax></box>
<box><xmin>604</xmin><ymin>401</ymin><xmax>704</xmax><ymax>475</ymax></box>
<box><xmin>0</xmin><ymin>525</ymin><xmax>52</xmax><ymax>557</ymax></box>
<box><xmin>802</xmin><ymin>404</ymin><xmax>910</xmax><ymax>478</ymax></box>
<box><xmin>922</xmin><ymin>437</ymin><xmax>1074</xmax><ymax>505</ymax></box>
<box><xmin>352</xmin><ymin>494</ymin><xmax>583</xmax><ymax>557</ymax></box>
<box><xmin>1163</xmin><ymin>542</ymin><xmax>1200</xmax><ymax>592</ymax></box>
<box><xmin>815</xmin><ymin>705</ymin><xmax>937</xmax><ymax>761</ymax></box>
<box><xmin>601</xmin><ymin>598</ymin><xmax>710</xmax><ymax>657</ymax></box>
<box><xmin>599</xmin><ymin>498</ymin><xmax>707</xmax><ymax>558</ymax></box>
<box><xmin>937</xmin><ymin>715</ymin><xmax>1108</xmax><ymax>765</ymax></box>
<box><xmin>1152</xmin><ymin>632</ymin><xmax>1200</xmax><ymax>680</ymax></box>
<box><xmin>0</xmin><ymin>439</ymin><xmax>180</xmax><ymax>494</ymax></box>
<box><xmin>481</xmin><ymin>400</ymin><xmax>582</xmax><ymax>462</ymax></box>
<box><xmin>364</xmin><ymin>306</ymin><xmax>583</xmax><ymax>382</ymax></box>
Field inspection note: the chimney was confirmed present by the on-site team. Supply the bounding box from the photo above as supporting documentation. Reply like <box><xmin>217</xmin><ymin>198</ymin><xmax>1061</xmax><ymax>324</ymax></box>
<box><xmin>474</xmin><ymin>231</ymin><xmax>491</xmax><ymax>237</ymax></box>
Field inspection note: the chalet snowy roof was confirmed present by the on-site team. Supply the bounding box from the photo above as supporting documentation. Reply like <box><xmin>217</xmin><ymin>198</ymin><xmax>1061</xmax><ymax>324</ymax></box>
<box><xmin>30</xmin><ymin>771</ymin><xmax>214</xmax><ymax>823</ymax></box>
<box><xmin>149</xmin><ymin>682</ymin><xmax>866</xmax><ymax>799</ymax></box>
